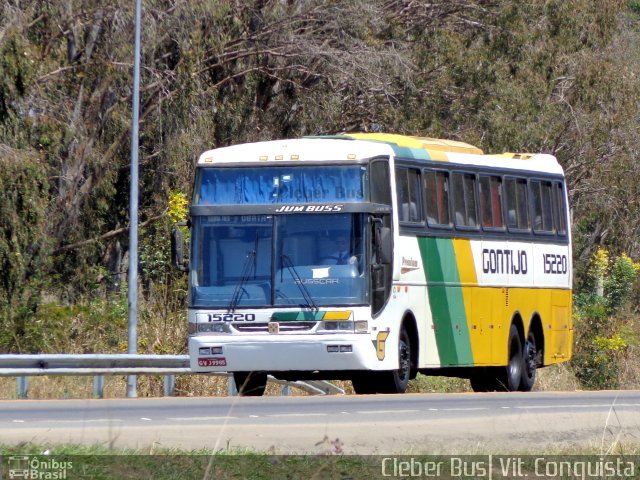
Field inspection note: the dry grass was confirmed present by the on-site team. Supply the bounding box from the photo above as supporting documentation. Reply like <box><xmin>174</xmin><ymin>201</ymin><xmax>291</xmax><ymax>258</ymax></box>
<box><xmin>0</xmin><ymin>374</ymin><xmax>323</xmax><ymax>399</ymax></box>
<box><xmin>535</xmin><ymin>363</ymin><xmax>581</xmax><ymax>391</ymax></box>
<box><xmin>4</xmin><ymin>290</ymin><xmax>637</xmax><ymax>399</ymax></box>
<box><xmin>618</xmin><ymin>345</ymin><xmax>640</xmax><ymax>390</ymax></box>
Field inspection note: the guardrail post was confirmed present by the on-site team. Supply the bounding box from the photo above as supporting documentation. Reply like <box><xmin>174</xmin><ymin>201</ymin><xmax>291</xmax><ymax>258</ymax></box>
<box><xmin>163</xmin><ymin>375</ymin><xmax>175</xmax><ymax>397</ymax></box>
<box><xmin>16</xmin><ymin>376</ymin><xmax>28</xmax><ymax>399</ymax></box>
<box><xmin>228</xmin><ymin>376</ymin><xmax>238</xmax><ymax>396</ymax></box>
<box><xmin>93</xmin><ymin>375</ymin><xmax>105</xmax><ymax>398</ymax></box>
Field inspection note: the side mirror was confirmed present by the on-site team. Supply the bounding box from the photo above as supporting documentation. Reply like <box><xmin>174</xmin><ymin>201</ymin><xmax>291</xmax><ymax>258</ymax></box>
<box><xmin>378</xmin><ymin>226</ymin><xmax>392</xmax><ymax>265</ymax></box>
<box><xmin>372</xmin><ymin>218</ymin><xmax>392</xmax><ymax>265</ymax></box>
<box><xmin>171</xmin><ymin>228</ymin><xmax>188</xmax><ymax>272</ymax></box>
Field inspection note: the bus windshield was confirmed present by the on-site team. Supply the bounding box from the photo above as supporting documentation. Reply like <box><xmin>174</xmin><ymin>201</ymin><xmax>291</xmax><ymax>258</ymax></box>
<box><xmin>191</xmin><ymin>213</ymin><xmax>368</xmax><ymax>308</ymax></box>
<box><xmin>194</xmin><ymin>165</ymin><xmax>367</xmax><ymax>204</ymax></box>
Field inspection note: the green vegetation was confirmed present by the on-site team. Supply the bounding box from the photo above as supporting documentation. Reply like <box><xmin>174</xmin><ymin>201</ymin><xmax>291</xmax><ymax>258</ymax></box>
<box><xmin>1</xmin><ymin>444</ymin><xmax>639</xmax><ymax>479</ymax></box>
<box><xmin>573</xmin><ymin>249</ymin><xmax>640</xmax><ymax>390</ymax></box>
<box><xmin>2</xmin><ymin>1</ymin><xmax>640</xmax><ymax>392</ymax></box>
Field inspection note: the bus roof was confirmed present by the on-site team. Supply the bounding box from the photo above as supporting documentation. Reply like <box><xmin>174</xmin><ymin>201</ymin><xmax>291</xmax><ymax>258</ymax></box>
<box><xmin>197</xmin><ymin>134</ymin><xmax>563</xmax><ymax>175</ymax></box>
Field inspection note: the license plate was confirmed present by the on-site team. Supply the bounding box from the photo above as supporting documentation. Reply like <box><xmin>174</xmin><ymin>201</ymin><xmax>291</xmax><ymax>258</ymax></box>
<box><xmin>198</xmin><ymin>357</ymin><xmax>227</xmax><ymax>367</ymax></box>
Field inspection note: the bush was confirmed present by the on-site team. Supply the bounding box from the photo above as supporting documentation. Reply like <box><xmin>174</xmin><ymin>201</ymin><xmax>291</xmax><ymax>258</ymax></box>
<box><xmin>572</xmin><ymin>248</ymin><xmax>638</xmax><ymax>389</ymax></box>
<box><xmin>0</xmin><ymin>147</ymin><xmax>50</xmax><ymax>353</ymax></box>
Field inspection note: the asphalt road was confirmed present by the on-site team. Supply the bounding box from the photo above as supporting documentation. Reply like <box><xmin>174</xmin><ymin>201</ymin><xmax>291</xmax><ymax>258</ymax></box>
<box><xmin>1</xmin><ymin>390</ymin><xmax>639</xmax><ymax>454</ymax></box>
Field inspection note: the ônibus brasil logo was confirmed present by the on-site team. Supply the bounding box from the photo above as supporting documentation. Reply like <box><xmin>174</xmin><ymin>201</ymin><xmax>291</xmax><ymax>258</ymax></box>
<box><xmin>6</xmin><ymin>456</ymin><xmax>72</xmax><ymax>480</ymax></box>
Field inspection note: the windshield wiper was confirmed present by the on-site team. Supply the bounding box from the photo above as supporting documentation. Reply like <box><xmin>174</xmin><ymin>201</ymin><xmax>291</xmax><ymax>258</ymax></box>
<box><xmin>228</xmin><ymin>249</ymin><xmax>256</xmax><ymax>312</ymax></box>
<box><xmin>280</xmin><ymin>254</ymin><xmax>318</xmax><ymax>311</ymax></box>
<box><xmin>228</xmin><ymin>231</ymin><xmax>261</xmax><ymax>312</ymax></box>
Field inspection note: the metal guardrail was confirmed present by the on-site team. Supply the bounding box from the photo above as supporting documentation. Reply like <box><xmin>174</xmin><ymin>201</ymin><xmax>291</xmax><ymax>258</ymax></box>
<box><xmin>0</xmin><ymin>354</ymin><xmax>344</xmax><ymax>399</ymax></box>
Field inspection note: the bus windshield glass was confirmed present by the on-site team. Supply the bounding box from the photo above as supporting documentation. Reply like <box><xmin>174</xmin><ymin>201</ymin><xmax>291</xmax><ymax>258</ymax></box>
<box><xmin>194</xmin><ymin>165</ymin><xmax>367</xmax><ymax>204</ymax></box>
<box><xmin>191</xmin><ymin>213</ymin><xmax>368</xmax><ymax>308</ymax></box>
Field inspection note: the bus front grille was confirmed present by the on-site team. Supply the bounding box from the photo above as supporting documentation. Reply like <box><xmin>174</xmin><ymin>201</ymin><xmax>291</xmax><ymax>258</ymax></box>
<box><xmin>233</xmin><ymin>322</ymin><xmax>317</xmax><ymax>333</ymax></box>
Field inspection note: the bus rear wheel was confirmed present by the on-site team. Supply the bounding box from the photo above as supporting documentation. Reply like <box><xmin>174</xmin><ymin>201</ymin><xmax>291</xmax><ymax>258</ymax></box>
<box><xmin>519</xmin><ymin>331</ymin><xmax>539</xmax><ymax>392</ymax></box>
<box><xmin>233</xmin><ymin>371</ymin><xmax>267</xmax><ymax>396</ymax></box>
<box><xmin>470</xmin><ymin>324</ymin><xmax>523</xmax><ymax>392</ymax></box>
<box><xmin>496</xmin><ymin>324</ymin><xmax>524</xmax><ymax>391</ymax></box>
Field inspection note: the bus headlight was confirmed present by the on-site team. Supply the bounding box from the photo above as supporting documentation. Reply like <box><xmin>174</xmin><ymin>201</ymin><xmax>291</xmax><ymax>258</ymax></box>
<box><xmin>320</xmin><ymin>321</ymin><xmax>352</xmax><ymax>332</ymax></box>
<box><xmin>318</xmin><ymin>320</ymin><xmax>369</xmax><ymax>333</ymax></box>
<box><xmin>354</xmin><ymin>320</ymin><xmax>369</xmax><ymax>333</ymax></box>
<box><xmin>197</xmin><ymin>323</ymin><xmax>231</xmax><ymax>334</ymax></box>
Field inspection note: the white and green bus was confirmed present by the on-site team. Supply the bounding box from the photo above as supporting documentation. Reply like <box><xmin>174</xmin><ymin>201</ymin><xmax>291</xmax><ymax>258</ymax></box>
<box><xmin>173</xmin><ymin>133</ymin><xmax>572</xmax><ymax>395</ymax></box>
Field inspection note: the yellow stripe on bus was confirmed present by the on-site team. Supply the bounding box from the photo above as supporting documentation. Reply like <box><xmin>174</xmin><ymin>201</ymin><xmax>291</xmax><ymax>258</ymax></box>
<box><xmin>452</xmin><ymin>239</ymin><xmax>477</xmax><ymax>285</ymax></box>
<box><xmin>323</xmin><ymin>311</ymin><xmax>353</xmax><ymax>321</ymax></box>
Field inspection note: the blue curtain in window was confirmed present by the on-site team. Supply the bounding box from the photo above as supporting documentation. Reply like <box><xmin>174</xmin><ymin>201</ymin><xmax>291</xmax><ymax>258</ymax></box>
<box><xmin>197</xmin><ymin>167</ymin><xmax>365</xmax><ymax>204</ymax></box>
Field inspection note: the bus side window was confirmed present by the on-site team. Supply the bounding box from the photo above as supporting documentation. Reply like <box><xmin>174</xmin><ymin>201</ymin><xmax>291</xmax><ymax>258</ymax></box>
<box><xmin>531</xmin><ymin>180</ymin><xmax>554</xmax><ymax>233</ymax></box>
<box><xmin>396</xmin><ymin>167</ymin><xmax>422</xmax><ymax>223</ymax></box>
<box><xmin>505</xmin><ymin>177</ymin><xmax>530</xmax><ymax>231</ymax></box>
<box><xmin>479</xmin><ymin>175</ymin><xmax>504</xmax><ymax>229</ymax></box>
<box><xmin>553</xmin><ymin>181</ymin><xmax>568</xmax><ymax>235</ymax></box>
<box><xmin>424</xmin><ymin>170</ymin><xmax>451</xmax><ymax>227</ymax></box>
<box><xmin>452</xmin><ymin>172</ymin><xmax>478</xmax><ymax>229</ymax></box>
<box><xmin>370</xmin><ymin>159</ymin><xmax>391</xmax><ymax>205</ymax></box>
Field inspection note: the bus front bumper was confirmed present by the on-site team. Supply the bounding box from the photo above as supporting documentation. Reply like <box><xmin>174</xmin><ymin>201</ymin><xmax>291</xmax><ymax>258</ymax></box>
<box><xmin>189</xmin><ymin>334</ymin><xmax>380</xmax><ymax>373</ymax></box>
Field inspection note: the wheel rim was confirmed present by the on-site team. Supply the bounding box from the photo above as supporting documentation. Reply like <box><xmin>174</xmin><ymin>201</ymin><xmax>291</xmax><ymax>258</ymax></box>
<box><xmin>524</xmin><ymin>335</ymin><xmax>537</xmax><ymax>380</ymax></box>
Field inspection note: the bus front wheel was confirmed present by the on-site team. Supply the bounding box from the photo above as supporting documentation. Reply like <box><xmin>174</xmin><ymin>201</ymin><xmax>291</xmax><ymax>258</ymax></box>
<box><xmin>352</xmin><ymin>326</ymin><xmax>412</xmax><ymax>394</ymax></box>
<box><xmin>233</xmin><ymin>371</ymin><xmax>267</xmax><ymax>396</ymax></box>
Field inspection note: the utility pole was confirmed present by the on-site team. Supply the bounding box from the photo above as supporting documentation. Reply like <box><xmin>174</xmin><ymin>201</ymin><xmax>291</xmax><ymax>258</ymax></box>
<box><xmin>127</xmin><ymin>0</ymin><xmax>142</xmax><ymax>398</ymax></box>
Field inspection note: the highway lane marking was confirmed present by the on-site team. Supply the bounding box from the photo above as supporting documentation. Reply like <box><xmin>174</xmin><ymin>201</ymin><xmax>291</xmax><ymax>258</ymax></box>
<box><xmin>12</xmin><ymin>420</ymin><xmax>25</xmax><ymax>423</ymax></box>
<box><xmin>168</xmin><ymin>416</ymin><xmax>239</xmax><ymax>421</ymax></box>
<box><xmin>266</xmin><ymin>413</ymin><xmax>328</xmax><ymax>418</ymax></box>
<box><xmin>356</xmin><ymin>409</ymin><xmax>420</xmax><ymax>415</ymax></box>
<box><xmin>42</xmin><ymin>419</ymin><xmax>125</xmax><ymax>424</ymax></box>
<box><xmin>140</xmin><ymin>417</ymin><xmax>152</xmax><ymax>421</ymax></box>
<box><xmin>512</xmin><ymin>403</ymin><xmax>640</xmax><ymax>409</ymax></box>
<box><xmin>440</xmin><ymin>408</ymin><xmax>489</xmax><ymax>412</ymax></box>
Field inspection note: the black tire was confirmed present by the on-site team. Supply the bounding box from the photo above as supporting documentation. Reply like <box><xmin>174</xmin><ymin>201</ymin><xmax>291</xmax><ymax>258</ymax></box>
<box><xmin>496</xmin><ymin>324</ymin><xmax>524</xmax><ymax>392</ymax></box>
<box><xmin>519</xmin><ymin>331</ymin><xmax>539</xmax><ymax>392</ymax></box>
<box><xmin>233</xmin><ymin>371</ymin><xmax>267</xmax><ymax>396</ymax></box>
<box><xmin>377</xmin><ymin>327</ymin><xmax>412</xmax><ymax>394</ymax></box>
<box><xmin>470</xmin><ymin>368</ymin><xmax>500</xmax><ymax>392</ymax></box>
<box><xmin>351</xmin><ymin>373</ymin><xmax>378</xmax><ymax>394</ymax></box>
<box><xmin>352</xmin><ymin>327</ymin><xmax>412</xmax><ymax>394</ymax></box>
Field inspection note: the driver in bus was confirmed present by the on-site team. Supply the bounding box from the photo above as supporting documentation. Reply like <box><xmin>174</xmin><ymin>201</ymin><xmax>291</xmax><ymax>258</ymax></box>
<box><xmin>324</xmin><ymin>235</ymin><xmax>357</xmax><ymax>265</ymax></box>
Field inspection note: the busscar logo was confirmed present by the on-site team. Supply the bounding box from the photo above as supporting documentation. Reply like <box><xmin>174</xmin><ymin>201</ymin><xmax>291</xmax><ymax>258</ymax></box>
<box><xmin>7</xmin><ymin>456</ymin><xmax>72</xmax><ymax>479</ymax></box>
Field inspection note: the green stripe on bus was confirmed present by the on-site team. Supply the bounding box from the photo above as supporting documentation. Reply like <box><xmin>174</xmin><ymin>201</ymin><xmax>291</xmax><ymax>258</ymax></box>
<box><xmin>271</xmin><ymin>311</ymin><xmax>325</xmax><ymax>321</ymax></box>
<box><xmin>407</xmin><ymin>147</ymin><xmax>430</xmax><ymax>160</ymax></box>
<box><xmin>387</xmin><ymin>145</ymin><xmax>430</xmax><ymax>160</ymax></box>
<box><xmin>418</xmin><ymin>237</ymin><xmax>473</xmax><ymax>366</ymax></box>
